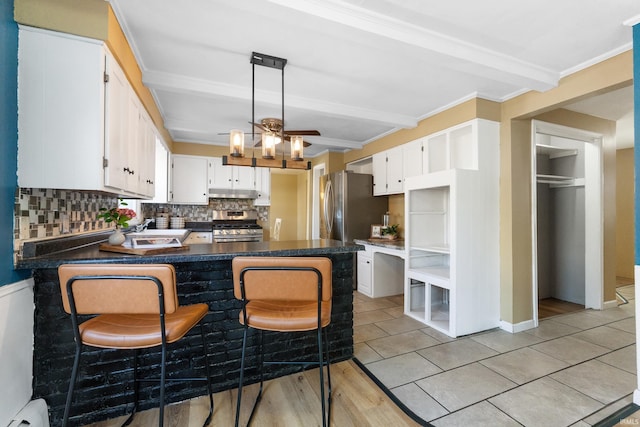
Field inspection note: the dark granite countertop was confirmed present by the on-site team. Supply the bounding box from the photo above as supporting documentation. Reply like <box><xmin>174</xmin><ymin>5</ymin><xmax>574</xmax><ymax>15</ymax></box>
<box><xmin>354</xmin><ymin>238</ymin><xmax>405</xmax><ymax>251</ymax></box>
<box><xmin>16</xmin><ymin>239</ymin><xmax>364</xmax><ymax>270</ymax></box>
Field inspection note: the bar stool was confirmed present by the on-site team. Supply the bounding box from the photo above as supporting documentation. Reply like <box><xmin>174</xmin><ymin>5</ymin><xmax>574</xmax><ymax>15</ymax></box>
<box><xmin>232</xmin><ymin>256</ymin><xmax>333</xmax><ymax>427</ymax></box>
<box><xmin>57</xmin><ymin>264</ymin><xmax>214</xmax><ymax>427</ymax></box>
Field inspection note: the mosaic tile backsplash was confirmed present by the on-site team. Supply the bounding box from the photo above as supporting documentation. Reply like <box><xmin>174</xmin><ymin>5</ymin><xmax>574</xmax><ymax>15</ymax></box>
<box><xmin>13</xmin><ymin>188</ymin><xmax>270</xmax><ymax>262</ymax></box>
<box><xmin>15</xmin><ymin>188</ymin><xmax>120</xmax><ymax>240</ymax></box>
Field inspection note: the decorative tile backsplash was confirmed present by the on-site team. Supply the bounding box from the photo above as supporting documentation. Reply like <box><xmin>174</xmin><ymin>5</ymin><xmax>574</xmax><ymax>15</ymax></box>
<box><xmin>141</xmin><ymin>199</ymin><xmax>269</xmax><ymax>222</ymax></box>
<box><xmin>13</xmin><ymin>187</ymin><xmax>270</xmax><ymax>263</ymax></box>
<box><xmin>14</xmin><ymin>188</ymin><xmax>119</xmax><ymax>240</ymax></box>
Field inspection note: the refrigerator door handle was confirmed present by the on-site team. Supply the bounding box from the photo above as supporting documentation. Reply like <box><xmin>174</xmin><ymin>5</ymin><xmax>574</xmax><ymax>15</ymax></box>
<box><xmin>325</xmin><ymin>179</ymin><xmax>334</xmax><ymax>234</ymax></box>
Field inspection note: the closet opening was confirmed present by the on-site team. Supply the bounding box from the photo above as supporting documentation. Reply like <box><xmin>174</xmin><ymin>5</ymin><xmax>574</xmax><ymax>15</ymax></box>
<box><xmin>531</xmin><ymin>120</ymin><xmax>603</xmax><ymax>324</ymax></box>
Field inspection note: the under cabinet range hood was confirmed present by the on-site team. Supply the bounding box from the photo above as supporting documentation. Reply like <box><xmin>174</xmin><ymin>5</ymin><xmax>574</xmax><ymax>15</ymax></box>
<box><xmin>208</xmin><ymin>188</ymin><xmax>258</xmax><ymax>199</ymax></box>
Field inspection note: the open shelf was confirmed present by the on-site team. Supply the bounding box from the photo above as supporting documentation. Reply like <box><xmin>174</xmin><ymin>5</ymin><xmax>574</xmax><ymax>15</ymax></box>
<box><xmin>410</xmin><ymin>245</ymin><xmax>450</xmax><ymax>254</ymax></box>
<box><xmin>536</xmin><ymin>143</ymin><xmax>578</xmax><ymax>159</ymax></box>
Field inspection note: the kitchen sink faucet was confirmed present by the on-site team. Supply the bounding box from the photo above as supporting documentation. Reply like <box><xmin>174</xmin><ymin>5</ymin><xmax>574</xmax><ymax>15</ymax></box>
<box><xmin>135</xmin><ymin>218</ymin><xmax>155</xmax><ymax>232</ymax></box>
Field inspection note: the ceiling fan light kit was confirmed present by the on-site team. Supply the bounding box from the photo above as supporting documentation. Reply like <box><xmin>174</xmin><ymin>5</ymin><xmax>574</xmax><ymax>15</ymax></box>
<box><xmin>224</xmin><ymin>52</ymin><xmax>311</xmax><ymax>170</ymax></box>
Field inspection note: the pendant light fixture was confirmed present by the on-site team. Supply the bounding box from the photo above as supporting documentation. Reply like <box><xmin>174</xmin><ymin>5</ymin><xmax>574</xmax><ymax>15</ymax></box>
<box><xmin>223</xmin><ymin>52</ymin><xmax>310</xmax><ymax>170</ymax></box>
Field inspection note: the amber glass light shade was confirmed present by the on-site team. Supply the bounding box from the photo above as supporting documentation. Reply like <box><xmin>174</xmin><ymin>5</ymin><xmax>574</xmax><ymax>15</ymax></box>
<box><xmin>262</xmin><ymin>132</ymin><xmax>276</xmax><ymax>159</ymax></box>
<box><xmin>229</xmin><ymin>130</ymin><xmax>245</xmax><ymax>157</ymax></box>
<box><xmin>290</xmin><ymin>136</ymin><xmax>304</xmax><ymax>160</ymax></box>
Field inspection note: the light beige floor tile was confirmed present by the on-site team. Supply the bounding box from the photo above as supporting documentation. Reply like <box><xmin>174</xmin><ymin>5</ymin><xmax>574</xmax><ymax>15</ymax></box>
<box><xmin>418</xmin><ymin>338</ymin><xmax>498</xmax><ymax>370</ymax></box>
<box><xmin>571</xmin><ymin>326</ymin><xmax>635</xmax><ymax>350</ymax></box>
<box><xmin>365</xmin><ymin>352</ymin><xmax>441</xmax><ymax>389</ymax></box>
<box><xmin>523</xmin><ymin>319</ymin><xmax>582</xmax><ymax>340</ymax></box>
<box><xmin>551</xmin><ymin>360</ymin><xmax>637</xmax><ymax>404</ymax></box>
<box><xmin>375</xmin><ymin>316</ymin><xmax>428</xmax><ymax>335</ymax></box>
<box><xmin>470</xmin><ymin>329</ymin><xmax>544</xmax><ymax>353</ymax></box>
<box><xmin>353</xmin><ymin>342</ymin><xmax>382</xmax><ymax>364</ymax></box>
<box><xmin>597</xmin><ymin>345</ymin><xmax>636</xmax><ymax>374</ymax></box>
<box><xmin>367</xmin><ymin>330</ymin><xmax>440</xmax><ymax>358</ymax></box>
<box><xmin>420</xmin><ymin>327</ymin><xmax>456</xmax><ymax>343</ymax></box>
<box><xmin>489</xmin><ymin>377</ymin><xmax>602</xmax><ymax>427</ymax></box>
<box><xmin>353</xmin><ymin>309</ymin><xmax>394</xmax><ymax>326</ymax></box>
<box><xmin>550</xmin><ymin>311</ymin><xmax>611</xmax><ymax>329</ymax></box>
<box><xmin>382</xmin><ymin>306</ymin><xmax>405</xmax><ymax>318</ymax></box>
<box><xmin>581</xmin><ymin>394</ymin><xmax>632</xmax><ymax>425</ymax></box>
<box><xmin>584</xmin><ymin>307</ymin><xmax>633</xmax><ymax>323</ymax></box>
<box><xmin>390</xmin><ymin>382</ymin><xmax>449</xmax><ymax>422</ymax></box>
<box><xmin>431</xmin><ymin>401</ymin><xmax>520</xmax><ymax>427</ymax></box>
<box><xmin>480</xmin><ymin>347</ymin><xmax>569</xmax><ymax>384</ymax></box>
<box><xmin>416</xmin><ymin>363</ymin><xmax>516</xmax><ymax>412</ymax></box>
<box><xmin>353</xmin><ymin>298</ymin><xmax>397</xmax><ymax>313</ymax></box>
<box><xmin>531</xmin><ymin>335</ymin><xmax>609</xmax><ymax>364</ymax></box>
<box><xmin>608</xmin><ymin>317</ymin><xmax>636</xmax><ymax>334</ymax></box>
<box><xmin>354</xmin><ymin>323</ymin><xmax>388</xmax><ymax>343</ymax></box>
<box><xmin>387</xmin><ymin>294</ymin><xmax>404</xmax><ymax>306</ymax></box>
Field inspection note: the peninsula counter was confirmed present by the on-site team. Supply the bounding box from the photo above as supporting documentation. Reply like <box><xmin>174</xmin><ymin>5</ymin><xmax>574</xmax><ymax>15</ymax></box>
<box><xmin>16</xmin><ymin>239</ymin><xmax>361</xmax><ymax>426</ymax></box>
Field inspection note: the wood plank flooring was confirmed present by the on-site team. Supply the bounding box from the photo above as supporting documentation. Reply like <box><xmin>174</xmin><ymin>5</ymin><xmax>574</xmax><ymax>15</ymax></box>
<box><xmin>82</xmin><ymin>360</ymin><xmax>420</xmax><ymax>427</ymax></box>
<box><xmin>538</xmin><ymin>297</ymin><xmax>584</xmax><ymax>319</ymax></box>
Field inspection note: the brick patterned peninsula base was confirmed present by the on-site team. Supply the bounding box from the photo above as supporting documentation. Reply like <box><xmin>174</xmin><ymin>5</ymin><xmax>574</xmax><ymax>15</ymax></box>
<box><xmin>18</xmin><ymin>239</ymin><xmax>359</xmax><ymax>426</ymax></box>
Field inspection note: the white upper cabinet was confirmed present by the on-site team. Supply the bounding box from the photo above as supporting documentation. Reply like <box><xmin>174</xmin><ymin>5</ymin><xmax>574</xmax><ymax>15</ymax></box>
<box><xmin>208</xmin><ymin>157</ymin><xmax>255</xmax><ymax>191</ymax></box>
<box><xmin>403</xmin><ymin>139</ymin><xmax>424</xmax><ymax>179</ymax></box>
<box><xmin>17</xmin><ymin>26</ymin><xmax>155</xmax><ymax>198</ymax></box>
<box><xmin>170</xmin><ymin>155</ymin><xmax>209</xmax><ymax>205</ymax></box>
<box><xmin>372</xmin><ymin>146</ymin><xmax>403</xmax><ymax>195</ymax></box>
<box><xmin>254</xmin><ymin>167</ymin><xmax>271</xmax><ymax>206</ymax></box>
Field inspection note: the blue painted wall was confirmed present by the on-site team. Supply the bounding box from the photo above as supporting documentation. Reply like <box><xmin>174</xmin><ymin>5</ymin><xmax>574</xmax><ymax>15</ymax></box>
<box><xmin>635</xmin><ymin>24</ymin><xmax>640</xmax><ymax>266</ymax></box>
<box><xmin>0</xmin><ymin>1</ymin><xmax>29</xmax><ymax>286</ymax></box>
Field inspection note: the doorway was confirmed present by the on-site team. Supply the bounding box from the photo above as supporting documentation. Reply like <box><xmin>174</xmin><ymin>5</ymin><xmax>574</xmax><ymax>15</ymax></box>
<box><xmin>531</xmin><ymin>120</ymin><xmax>604</xmax><ymax>324</ymax></box>
<box><xmin>312</xmin><ymin>163</ymin><xmax>326</xmax><ymax>239</ymax></box>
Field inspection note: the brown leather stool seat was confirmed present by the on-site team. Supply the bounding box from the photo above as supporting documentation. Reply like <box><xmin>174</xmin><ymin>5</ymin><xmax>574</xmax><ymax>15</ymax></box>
<box><xmin>58</xmin><ymin>263</ymin><xmax>213</xmax><ymax>427</ymax></box>
<box><xmin>232</xmin><ymin>256</ymin><xmax>333</xmax><ymax>426</ymax></box>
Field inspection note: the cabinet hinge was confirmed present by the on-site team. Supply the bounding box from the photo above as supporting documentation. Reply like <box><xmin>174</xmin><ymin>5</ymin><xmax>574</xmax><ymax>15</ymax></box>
<box><xmin>103</xmin><ymin>72</ymin><xmax>109</xmax><ymax>83</ymax></box>
<box><xmin>103</xmin><ymin>157</ymin><xmax>108</xmax><ymax>168</ymax></box>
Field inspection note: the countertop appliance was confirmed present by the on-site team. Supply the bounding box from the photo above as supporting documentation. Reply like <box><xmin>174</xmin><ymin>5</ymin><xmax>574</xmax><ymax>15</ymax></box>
<box><xmin>319</xmin><ymin>171</ymin><xmax>388</xmax><ymax>243</ymax></box>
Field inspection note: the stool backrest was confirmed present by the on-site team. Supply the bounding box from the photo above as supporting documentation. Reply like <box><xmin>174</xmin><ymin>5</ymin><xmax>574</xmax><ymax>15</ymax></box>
<box><xmin>58</xmin><ymin>264</ymin><xmax>179</xmax><ymax>315</ymax></box>
<box><xmin>232</xmin><ymin>257</ymin><xmax>332</xmax><ymax>302</ymax></box>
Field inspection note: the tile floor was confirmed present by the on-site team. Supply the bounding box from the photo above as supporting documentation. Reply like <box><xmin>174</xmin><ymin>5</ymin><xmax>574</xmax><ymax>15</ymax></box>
<box><xmin>353</xmin><ymin>290</ymin><xmax>637</xmax><ymax>426</ymax></box>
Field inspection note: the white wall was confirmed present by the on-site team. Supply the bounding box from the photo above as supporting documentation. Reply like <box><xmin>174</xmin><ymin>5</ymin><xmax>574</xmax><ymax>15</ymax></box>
<box><xmin>0</xmin><ymin>279</ymin><xmax>35</xmax><ymax>425</ymax></box>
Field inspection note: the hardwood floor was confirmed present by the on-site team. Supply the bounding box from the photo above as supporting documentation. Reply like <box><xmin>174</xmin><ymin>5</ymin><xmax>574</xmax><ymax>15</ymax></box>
<box><xmin>538</xmin><ymin>297</ymin><xmax>584</xmax><ymax>319</ymax></box>
<box><xmin>82</xmin><ymin>360</ymin><xmax>420</xmax><ymax>427</ymax></box>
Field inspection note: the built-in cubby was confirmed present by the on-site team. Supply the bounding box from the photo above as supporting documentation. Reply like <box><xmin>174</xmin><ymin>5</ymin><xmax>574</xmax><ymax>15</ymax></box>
<box><xmin>404</xmin><ymin>119</ymin><xmax>500</xmax><ymax>337</ymax></box>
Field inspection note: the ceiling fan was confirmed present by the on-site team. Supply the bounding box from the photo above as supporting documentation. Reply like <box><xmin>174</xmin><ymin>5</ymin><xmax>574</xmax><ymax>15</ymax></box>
<box><xmin>249</xmin><ymin>118</ymin><xmax>319</xmax><ymax>147</ymax></box>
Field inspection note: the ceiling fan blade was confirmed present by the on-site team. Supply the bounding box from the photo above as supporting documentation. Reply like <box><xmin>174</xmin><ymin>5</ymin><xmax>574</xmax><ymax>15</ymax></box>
<box><xmin>284</xmin><ymin>129</ymin><xmax>321</xmax><ymax>136</ymax></box>
<box><xmin>249</xmin><ymin>121</ymin><xmax>269</xmax><ymax>132</ymax></box>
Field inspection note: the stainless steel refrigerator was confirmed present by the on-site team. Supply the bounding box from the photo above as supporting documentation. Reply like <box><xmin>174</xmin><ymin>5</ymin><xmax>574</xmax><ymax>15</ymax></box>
<box><xmin>319</xmin><ymin>171</ymin><xmax>388</xmax><ymax>243</ymax></box>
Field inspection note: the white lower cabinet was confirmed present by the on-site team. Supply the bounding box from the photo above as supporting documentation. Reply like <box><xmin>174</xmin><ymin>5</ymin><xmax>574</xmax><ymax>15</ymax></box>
<box><xmin>357</xmin><ymin>249</ymin><xmax>373</xmax><ymax>296</ymax></box>
<box><xmin>356</xmin><ymin>243</ymin><xmax>405</xmax><ymax>298</ymax></box>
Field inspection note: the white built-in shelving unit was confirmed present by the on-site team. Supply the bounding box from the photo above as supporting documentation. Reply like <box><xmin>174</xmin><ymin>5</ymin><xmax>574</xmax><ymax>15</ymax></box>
<box><xmin>404</xmin><ymin>119</ymin><xmax>500</xmax><ymax>337</ymax></box>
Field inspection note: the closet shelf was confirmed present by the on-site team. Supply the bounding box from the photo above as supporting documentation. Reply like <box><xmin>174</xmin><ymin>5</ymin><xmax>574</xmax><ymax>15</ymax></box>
<box><xmin>536</xmin><ymin>174</ymin><xmax>585</xmax><ymax>188</ymax></box>
<box><xmin>536</xmin><ymin>144</ymin><xmax>578</xmax><ymax>159</ymax></box>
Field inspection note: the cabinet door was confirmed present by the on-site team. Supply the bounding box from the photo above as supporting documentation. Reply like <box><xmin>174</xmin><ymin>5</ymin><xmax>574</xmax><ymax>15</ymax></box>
<box><xmin>357</xmin><ymin>252</ymin><xmax>373</xmax><ymax>296</ymax></box>
<box><xmin>171</xmin><ymin>155</ymin><xmax>208</xmax><ymax>204</ymax></box>
<box><xmin>403</xmin><ymin>139</ymin><xmax>423</xmax><ymax>180</ymax></box>
<box><xmin>254</xmin><ymin>168</ymin><xmax>271</xmax><ymax>206</ymax></box>
<box><xmin>104</xmin><ymin>52</ymin><xmax>129</xmax><ymax>192</ymax></box>
<box><xmin>137</xmin><ymin>111</ymin><xmax>156</xmax><ymax>197</ymax></box>
<box><xmin>18</xmin><ymin>27</ymin><xmax>104</xmax><ymax>191</ymax></box>
<box><xmin>208</xmin><ymin>157</ymin><xmax>233</xmax><ymax>189</ymax></box>
<box><xmin>233</xmin><ymin>166</ymin><xmax>254</xmax><ymax>190</ymax></box>
<box><xmin>386</xmin><ymin>147</ymin><xmax>404</xmax><ymax>194</ymax></box>
<box><xmin>372</xmin><ymin>152</ymin><xmax>388</xmax><ymax>196</ymax></box>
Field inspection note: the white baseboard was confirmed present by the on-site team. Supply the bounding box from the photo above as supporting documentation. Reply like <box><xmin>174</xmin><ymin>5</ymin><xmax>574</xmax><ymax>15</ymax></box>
<box><xmin>500</xmin><ymin>318</ymin><xmax>536</xmax><ymax>333</ymax></box>
<box><xmin>602</xmin><ymin>299</ymin><xmax>619</xmax><ymax>310</ymax></box>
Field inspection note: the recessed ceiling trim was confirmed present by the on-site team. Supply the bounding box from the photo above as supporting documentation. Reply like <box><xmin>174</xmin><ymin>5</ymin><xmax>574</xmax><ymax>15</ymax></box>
<box><xmin>266</xmin><ymin>0</ymin><xmax>559</xmax><ymax>91</ymax></box>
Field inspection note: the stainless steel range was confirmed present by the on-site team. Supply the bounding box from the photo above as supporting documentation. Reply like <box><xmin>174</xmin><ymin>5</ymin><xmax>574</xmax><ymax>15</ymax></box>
<box><xmin>211</xmin><ymin>210</ymin><xmax>263</xmax><ymax>243</ymax></box>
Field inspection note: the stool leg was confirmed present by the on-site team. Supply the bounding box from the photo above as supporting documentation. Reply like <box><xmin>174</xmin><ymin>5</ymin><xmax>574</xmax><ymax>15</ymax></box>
<box><xmin>317</xmin><ymin>327</ymin><xmax>327</xmax><ymax>427</ymax></box>
<box><xmin>62</xmin><ymin>343</ymin><xmax>82</xmax><ymax>427</ymax></box>
<box><xmin>235</xmin><ymin>326</ymin><xmax>249</xmax><ymax>427</ymax></box>
<box><xmin>122</xmin><ymin>349</ymin><xmax>139</xmax><ymax>427</ymax></box>
<box><xmin>159</xmin><ymin>340</ymin><xmax>167</xmax><ymax>427</ymax></box>
<box><xmin>324</xmin><ymin>328</ymin><xmax>332</xmax><ymax>425</ymax></box>
<box><xmin>200</xmin><ymin>324</ymin><xmax>214</xmax><ymax>427</ymax></box>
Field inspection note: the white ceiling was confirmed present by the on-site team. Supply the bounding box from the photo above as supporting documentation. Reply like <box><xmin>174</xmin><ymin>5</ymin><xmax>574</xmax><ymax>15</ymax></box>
<box><xmin>108</xmin><ymin>0</ymin><xmax>639</xmax><ymax>156</ymax></box>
